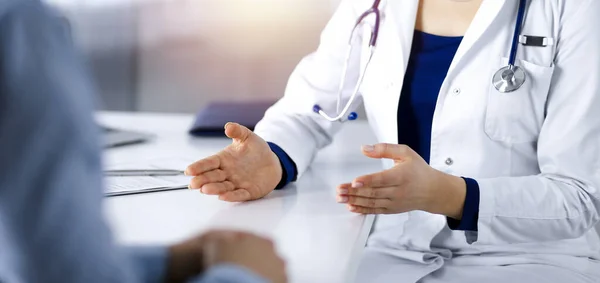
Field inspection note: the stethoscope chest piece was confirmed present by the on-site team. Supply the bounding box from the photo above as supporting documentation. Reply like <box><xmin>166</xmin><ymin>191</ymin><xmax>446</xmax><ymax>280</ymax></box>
<box><xmin>492</xmin><ymin>65</ymin><xmax>526</xmax><ymax>93</ymax></box>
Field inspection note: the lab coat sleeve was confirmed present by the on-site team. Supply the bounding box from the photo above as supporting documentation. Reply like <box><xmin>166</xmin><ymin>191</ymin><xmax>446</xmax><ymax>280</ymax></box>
<box><xmin>474</xmin><ymin>0</ymin><xmax>600</xmax><ymax>245</ymax></box>
<box><xmin>253</xmin><ymin>0</ymin><xmax>364</xmax><ymax>177</ymax></box>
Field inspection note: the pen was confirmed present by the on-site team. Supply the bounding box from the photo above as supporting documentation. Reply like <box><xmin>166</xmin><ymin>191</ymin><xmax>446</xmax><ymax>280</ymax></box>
<box><xmin>105</xmin><ymin>185</ymin><xmax>188</xmax><ymax>197</ymax></box>
<box><xmin>104</xmin><ymin>169</ymin><xmax>185</xmax><ymax>177</ymax></box>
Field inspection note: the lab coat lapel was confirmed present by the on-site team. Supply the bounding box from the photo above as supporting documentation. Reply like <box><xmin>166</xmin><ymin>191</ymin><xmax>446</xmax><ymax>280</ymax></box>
<box><xmin>375</xmin><ymin>0</ymin><xmax>419</xmax><ymax>144</ymax></box>
<box><xmin>447</xmin><ymin>0</ymin><xmax>507</xmax><ymax>75</ymax></box>
<box><xmin>385</xmin><ymin>0</ymin><xmax>418</xmax><ymax>73</ymax></box>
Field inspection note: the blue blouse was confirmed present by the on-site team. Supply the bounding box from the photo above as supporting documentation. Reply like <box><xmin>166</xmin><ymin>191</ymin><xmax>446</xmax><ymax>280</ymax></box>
<box><xmin>268</xmin><ymin>30</ymin><xmax>480</xmax><ymax>232</ymax></box>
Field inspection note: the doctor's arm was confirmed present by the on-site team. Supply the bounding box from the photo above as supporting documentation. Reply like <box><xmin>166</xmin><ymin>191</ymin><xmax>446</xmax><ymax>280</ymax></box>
<box><xmin>186</xmin><ymin>0</ymin><xmax>365</xmax><ymax>199</ymax></box>
<box><xmin>254</xmin><ymin>0</ymin><xmax>364</xmax><ymax>178</ymax></box>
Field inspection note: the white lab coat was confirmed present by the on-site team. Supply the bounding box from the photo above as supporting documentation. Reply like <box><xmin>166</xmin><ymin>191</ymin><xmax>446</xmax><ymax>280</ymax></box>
<box><xmin>254</xmin><ymin>0</ymin><xmax>600</xmax><ymax>282</ymax></box>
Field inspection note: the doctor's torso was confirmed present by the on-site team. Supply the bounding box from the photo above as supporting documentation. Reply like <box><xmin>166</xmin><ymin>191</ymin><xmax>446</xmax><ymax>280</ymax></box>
<box><xmin>344</xmin><ymin>0</ymin><xmax>600</xmax><ymax>259</ymax></box>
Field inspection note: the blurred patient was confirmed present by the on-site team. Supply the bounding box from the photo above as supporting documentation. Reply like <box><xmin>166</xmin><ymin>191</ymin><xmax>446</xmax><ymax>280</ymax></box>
<box><xmin>0</xmin><ymin>1</ymin><xmax>286</xmax><ymax>282</ymax></box>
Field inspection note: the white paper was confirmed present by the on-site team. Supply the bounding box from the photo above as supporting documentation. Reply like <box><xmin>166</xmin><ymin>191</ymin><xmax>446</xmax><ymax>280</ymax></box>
<box><xmin>104</xmin><ymin>157</ymin><xmax>194</xmax><ymax>195</ymax></box>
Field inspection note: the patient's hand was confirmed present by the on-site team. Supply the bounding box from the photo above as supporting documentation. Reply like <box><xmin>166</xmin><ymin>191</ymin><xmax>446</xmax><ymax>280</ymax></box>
<box><xmin>186</xmin><ymin>122</ymin><xmax>281</xmax><ymax>202</ymax></box>
<box><xmin>165</xmin><ymin>230</ymin><xmax>287</xmax><ymax>283</ymax></box>
<box><xmin>202</xmin><ymin>230</ymin><xmax>288</xmax><ymax>283</ymax></box>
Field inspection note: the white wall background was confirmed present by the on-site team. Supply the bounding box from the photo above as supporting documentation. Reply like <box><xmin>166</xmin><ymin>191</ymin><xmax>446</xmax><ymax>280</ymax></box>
<box><xmin>48</xmin><ymin>0</ymin><xmax>343</xmax><ymax>113</ymax></box>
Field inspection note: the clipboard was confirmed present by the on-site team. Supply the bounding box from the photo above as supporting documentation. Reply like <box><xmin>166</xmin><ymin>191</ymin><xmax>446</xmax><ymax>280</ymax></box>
<box><xmin>189</xmin><ymin>100</ymin><xmax>276</xmax><ymax>137</ymax></box>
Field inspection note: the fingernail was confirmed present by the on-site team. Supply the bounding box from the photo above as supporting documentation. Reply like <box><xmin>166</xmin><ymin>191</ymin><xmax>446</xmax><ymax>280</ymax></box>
<box><xmin>184</xmin><ymin>170</ymin><xmax>189</xmax><ymax>176</ymax></box>
<box><xmin>352</xmin><ymin>181</ymin><xmax>363</xmax><ymax>188</ymax></box>
<box><xmin>349</xmin><ymin>205</ymin><xmax>358</xmax><ymax>212</ymax></box>
<box><xmin>199</xmin><ymin>186</ymin><xmax>204</xmax><ymax>194</ymax></box>
<box><xmin>337</xmin><ymin>196</ymin><xmax>348</xmax><ymax>203</ymax></box>
<box><xmin>362</xmin><ymin>145</ymin><xmax>375</xmax><ymax>152</ymax></box>
<box><xmin>338</xmin><ymin>188</ymin><xmax>348</xmax><ymax>194</ymax></box>
<box><xmin>224</xmin><ymin>122</ymin><xmax>231</xmax><ymax>129</ymax></box>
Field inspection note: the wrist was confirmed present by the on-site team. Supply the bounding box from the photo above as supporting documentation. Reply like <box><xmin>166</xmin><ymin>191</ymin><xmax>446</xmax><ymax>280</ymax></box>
<box><xmin>428</xmin><ymin>172</ymin><xmax>466</xmax><ymax>219</ymax></box>
<box><xmin>165</xmin><ymin>242</ymin><xmax>203</xmax><ymax>283</ymax></box>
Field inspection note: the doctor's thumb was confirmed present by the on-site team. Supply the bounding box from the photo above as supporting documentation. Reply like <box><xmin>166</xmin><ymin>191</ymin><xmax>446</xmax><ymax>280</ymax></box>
<box><xmin>224</xmin><ymin>122</ymin><xmax>252</xmax><ymax>142</ymax></box>
<box><xmin>362</xmin><ymin>143</ymin><xmax>409</xmax><ymax>160</ymax></box>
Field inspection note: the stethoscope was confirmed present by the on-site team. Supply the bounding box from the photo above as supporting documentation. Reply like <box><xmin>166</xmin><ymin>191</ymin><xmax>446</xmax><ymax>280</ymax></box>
<box><xmin>313</xmin><ymin>0</ymin><xmax>528</xmax><ymax>122</ymax></box>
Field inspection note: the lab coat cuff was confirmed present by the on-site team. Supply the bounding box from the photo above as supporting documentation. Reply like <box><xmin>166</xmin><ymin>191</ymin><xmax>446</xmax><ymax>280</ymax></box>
<box><xmin>471</xmin><ymin>178</ymin><xmax>497</xmax><ymax>245</ymax></box>
<box><xmin>447</xmin><ymin>177</ymin><xmax>480</xmax><ymax>231</ymax></box>
<box><xmin>268</xmin><ymin>142</ymin><xmax>298</xmax><ymax>189</ymax></box>
<box><xmin>254</xmin><ymin>123</ymin><xmax>315</xmax><ymax>178</ymax></box>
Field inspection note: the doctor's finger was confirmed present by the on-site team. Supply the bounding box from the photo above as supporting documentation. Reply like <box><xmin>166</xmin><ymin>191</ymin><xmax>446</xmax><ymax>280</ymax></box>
<box><xmin>339</xmin><ymin>195</ymin><xmax>391</xmax><ymax>208</ymax></box>
<box><xmin>189</xmin><ymin>170</ymin><xmax>227</xmax><ymax>189</ymax></box>
<box><xmin>338</xmin><ymin>185</ymin><xmax>395</xmax><ymax>199</ymax></box>
<box><xmin>352</xmin><ymin>168</ymin><xmax>402</xmax><ymax>188</ymax></box>
<box><xmin>219</xmin><ymin>189</ymin><xmax>252</xmax><ymax>202</ymax></box>
<box><xmin>200</xmin><ymin>181</ymin><xmax>235</xmax><ymax>195</ymax></box>
<box><xmin>186</xmin><ymin>155</ymin><xmax>221</xmax><ymax>176</ymax></box>
<box><xmin>347</xmin><ymin>204</ymin><xmax>387</xmax><ymax>215</ymax></box>
<box><xmin>224</xmin><ymin>122</ymin><xmax>252</xmax><ymax>143</ymax></box>
<box><xmin>362</xmin><ymin>143</ymin><xmax>414</xmax><ymax>160</ymax></box>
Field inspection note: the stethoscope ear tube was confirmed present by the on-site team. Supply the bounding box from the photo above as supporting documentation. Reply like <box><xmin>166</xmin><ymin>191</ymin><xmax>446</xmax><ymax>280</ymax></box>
<box><xmin>316</xmin><ymin>0</ymin><xmax>530</xmax><ymax>123</ymax></box>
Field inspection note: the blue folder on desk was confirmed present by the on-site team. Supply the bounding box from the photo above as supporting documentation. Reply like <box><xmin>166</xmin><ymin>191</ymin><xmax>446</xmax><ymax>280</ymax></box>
<box><xmin>189</xmin><ymin>100</ymin><xmax>276</xmax><ymax>137</ymax></box>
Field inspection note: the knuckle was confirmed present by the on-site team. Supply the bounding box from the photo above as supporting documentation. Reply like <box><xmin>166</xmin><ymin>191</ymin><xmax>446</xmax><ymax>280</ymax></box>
<box><xmin>368</xmin><ymin>198</ymin><xmax>377</xmax><ymax>207</ymax></box>
<box><xmin>361</xmin><ymin>175</ymin><xmax>372</xmax><ymax>185</ymax></box>
<box><xmin>368</xmin><ymin>189</ymin><xmax>377</xmax><ymax>198</ymax></box>
<box><xmin>191</xmin><ymin>177</ymin><xmax>204</xmax><ymax>188</ymax></box>
<box><xmin>211</xmin><ymin>157</ymin><xmax>220</xmax><ymax>168</ymax></box>
<box><xmin>201</xmin><ymin>184</ymin><xmax>217</xmax><ymax>194</ymax></box>
<box><xmin>189</xmin><ymin>178</ymin><xmax>199</xmax><ymax>188</ymax></box>
<box><xmin>196</xmin><ymin>175</ymin><xmax>208</xmax><ymax>184</ymax></box>
<box><xmin>348</xmin><ymin>187</ymin><xmax>358</xmax><ymax>195</ymax></box>
<box><xmin>383</xmin><ymin>143</ymin><xmax>392</xmax><ymax>153</ymax></box>
<box><xmin>229</xmin><ymin>173</ymin><xmax>239</xmax><ymax>182</ymax></box>
<box><xmin>211</xmin><ymin>184</ymin><xmax>224</xmax><ymax>193</ymax></box>
<box><xmin>217</xmin><ymin>169</ymin><xmax>227</xmax><ymax>179</ymax></box>
<box><xmin>225</xmin><ymin>181</ymin><xmax>235</xmax><ymax>189</ymax></box>
<box><xmin>371</xmin><ymin>174</ymin><xmax>382</xmax><ymax>186</ymax></box>
<box><xmin>185</xmin><ymin>165</ymin><xmax>196</xmax><ymax>175</ymax></box>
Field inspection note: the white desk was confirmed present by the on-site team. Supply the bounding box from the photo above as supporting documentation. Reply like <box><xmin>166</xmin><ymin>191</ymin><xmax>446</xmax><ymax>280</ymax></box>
<box><xmin>98</xmin><ymin>111</ymin><xmax>382</xmax><ymax>283</ymax></box>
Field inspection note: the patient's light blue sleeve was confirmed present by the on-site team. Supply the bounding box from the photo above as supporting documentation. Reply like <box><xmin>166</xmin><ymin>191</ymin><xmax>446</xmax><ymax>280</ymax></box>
<box><xmin>192</xmin><ymin>265</ymin><xmax>268</xmax><ymax>283</ymax></box>
<box><xmin>0</xmin><ymin>1</ymin><xmax>265</xmax><ymax>283</ymax></box>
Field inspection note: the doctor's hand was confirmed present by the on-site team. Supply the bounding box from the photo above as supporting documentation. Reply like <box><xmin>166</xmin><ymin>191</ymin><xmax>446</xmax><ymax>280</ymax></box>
<box><xmin>185</xmin><ymin>122</ymin><xmax>281</xmax><ymax>202</ymax></box>
<box><xmin>336</xmin><ymin>144</ymin><xmax>467</xmax><ymax>219</ymax></box>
